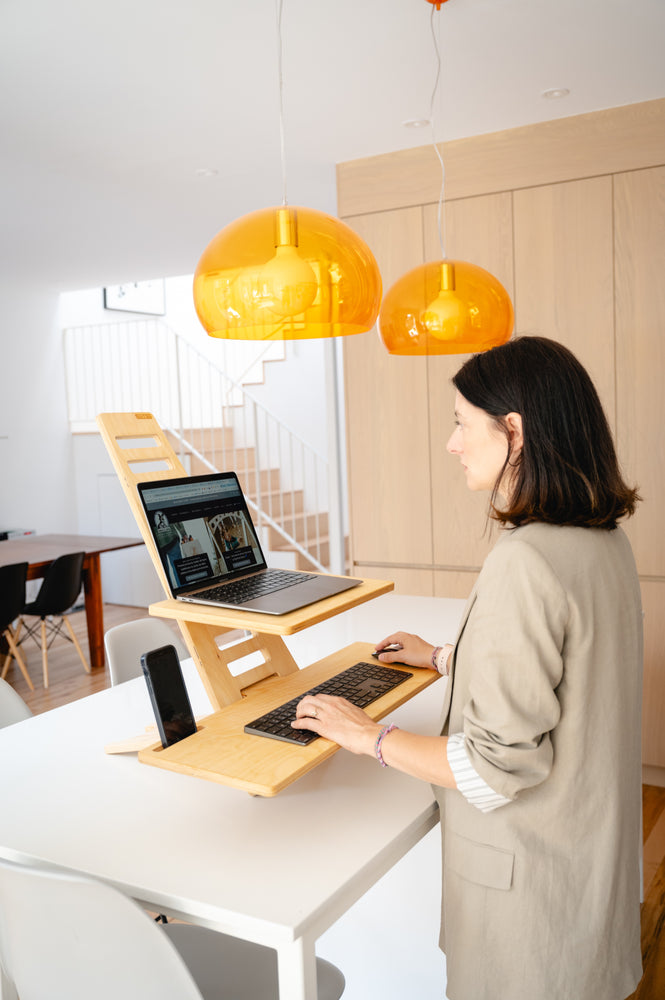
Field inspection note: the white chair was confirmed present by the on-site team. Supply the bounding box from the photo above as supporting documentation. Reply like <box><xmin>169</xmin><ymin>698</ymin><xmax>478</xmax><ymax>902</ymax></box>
<box><xmin>0</xmin><ymin>677</ymin><xmax>32</xmax><ymax>729</ymax></box>
<box><xmin>0</xmin><ymin>858</ymin><xmax>345</xmax><ymax>1000</ymax></box>
<box><xmin>104</xmin><ymin>617</ymin><xmax>189</xmax><ymax>686</ymax></box>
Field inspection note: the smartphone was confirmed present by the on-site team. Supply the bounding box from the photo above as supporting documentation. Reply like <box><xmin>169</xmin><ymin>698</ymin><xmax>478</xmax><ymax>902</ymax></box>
<box><xmin>140</xmin><ymin>644</ymin><xmax>198</xmax><ymax>748</ymax></box>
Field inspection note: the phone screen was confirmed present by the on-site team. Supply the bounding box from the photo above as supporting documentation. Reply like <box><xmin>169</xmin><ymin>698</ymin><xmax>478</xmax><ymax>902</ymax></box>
<box><xmin>141</xmin><ymin>644</ymin><xmax>198</xmax><ymax>748</ymax></box>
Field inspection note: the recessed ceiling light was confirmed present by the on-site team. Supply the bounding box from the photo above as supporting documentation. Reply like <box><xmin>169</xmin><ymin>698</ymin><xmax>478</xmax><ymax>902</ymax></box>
<box><xmin>402</xmin><ymin>118</ymin><xmax>431</xmax><ymax>128</ymax></box>
<box><xmin>541</xmin><ymin>88</ymin><xmax>570</xmax><ymax>100</ymax></box>
<box><xmin>195</xmin><ymin>167</ymin><xmax>219</xmax><ymax>178</ymax></box>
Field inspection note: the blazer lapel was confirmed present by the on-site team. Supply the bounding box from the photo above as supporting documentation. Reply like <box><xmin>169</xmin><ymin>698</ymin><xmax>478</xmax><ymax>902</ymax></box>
<box><xmin>440</xmin><ymin>586</ymin><xmax>478</xmax><ymax>728</ymax></box>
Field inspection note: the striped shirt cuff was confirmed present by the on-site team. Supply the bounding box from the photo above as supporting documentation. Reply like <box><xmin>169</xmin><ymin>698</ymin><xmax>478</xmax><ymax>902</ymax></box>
<box><xmin>446</xmin><ymin>733</ymin><xmax>512</xmax><ymax>813</ymax></box>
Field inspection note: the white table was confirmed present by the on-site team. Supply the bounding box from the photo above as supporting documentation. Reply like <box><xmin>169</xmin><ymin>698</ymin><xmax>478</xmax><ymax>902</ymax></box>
<box><xmin>0</xmin><ymin>594</ymin><xmax>464</xmax><ymax>999</ymax></box>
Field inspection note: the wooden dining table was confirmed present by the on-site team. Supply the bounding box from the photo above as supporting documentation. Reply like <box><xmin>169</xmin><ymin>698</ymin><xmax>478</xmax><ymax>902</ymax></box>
<box><xmin>0</xmin><ymin>533</ymin><xmax>144</xmax><ymax>669</ymax></box>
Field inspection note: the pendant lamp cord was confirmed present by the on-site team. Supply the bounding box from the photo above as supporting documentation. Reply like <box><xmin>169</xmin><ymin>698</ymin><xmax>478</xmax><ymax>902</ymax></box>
<box><xmin>428</xmin><ymin>5</ymin><xmax>446</xmax><ymax>259</ymax></box>
<box><xmin>275</xmin><ymin>0</ymin><xmax>288</xmax><ymax>207</ymax></box>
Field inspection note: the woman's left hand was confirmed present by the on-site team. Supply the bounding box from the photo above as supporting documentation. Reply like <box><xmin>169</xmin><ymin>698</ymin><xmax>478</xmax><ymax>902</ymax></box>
<box><xmin>292</xmin><ymin>694</ymin><xmax>380</xmax><ymax>756</ymax></box>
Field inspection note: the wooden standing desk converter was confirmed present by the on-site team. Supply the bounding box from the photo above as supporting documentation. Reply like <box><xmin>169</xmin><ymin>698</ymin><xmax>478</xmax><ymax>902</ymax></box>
<box><xmin>96</xmin><ymin>411</ymin><xmax>440</xmax><ymax>796</ymax></box>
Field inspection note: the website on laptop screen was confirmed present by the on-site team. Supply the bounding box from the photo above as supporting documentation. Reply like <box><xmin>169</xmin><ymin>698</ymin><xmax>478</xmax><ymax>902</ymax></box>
<box><xmin>139</xmin><ymin>475</ymin><xmax>265</xmax><ymax>593</ymax></box>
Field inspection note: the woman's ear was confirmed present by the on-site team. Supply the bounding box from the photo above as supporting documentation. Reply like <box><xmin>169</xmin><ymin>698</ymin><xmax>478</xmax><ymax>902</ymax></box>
<box><xmin>505</xmin><ymin>412</ymin><xmax>524</xmax><ymax>454</ymax></box>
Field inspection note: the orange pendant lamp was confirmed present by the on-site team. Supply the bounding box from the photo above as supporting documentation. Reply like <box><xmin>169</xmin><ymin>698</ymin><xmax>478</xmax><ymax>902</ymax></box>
<box><xmin>193</xmin><ymin>2</ymin><xmax>381</xmax><ymax>342</ymax></box>
<box><xmin>194</xmin><ymin>204</ymin><xmax>382</xmax><ymax>341</ymax></box>
<box><xmin>379</xmin><ymin>259</ymin><xmax>513</xmax><ymax>356</ymax></box>
<box><xmin>378</xmin><ymin>0</ymin><xmax>513</xmax><ymax>356</ymax></box>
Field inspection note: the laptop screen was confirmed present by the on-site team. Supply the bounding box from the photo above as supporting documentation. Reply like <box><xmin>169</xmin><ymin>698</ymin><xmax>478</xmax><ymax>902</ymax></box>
<box><xmin>137</xmin><ymin>472</ymin><xmax>267</xmax><ymax>596</ymax></box>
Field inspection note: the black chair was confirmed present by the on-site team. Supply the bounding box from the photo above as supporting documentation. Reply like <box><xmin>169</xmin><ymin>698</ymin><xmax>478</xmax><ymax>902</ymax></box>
<box><xmin>0</xmin><ymin>562</ymin><xmax>34</xmax><ymax>691</ymax></box>
<box><xmin>19</xmin><ymin>552</ymin><xmax>90</xmax><ymax>689</ymax></box>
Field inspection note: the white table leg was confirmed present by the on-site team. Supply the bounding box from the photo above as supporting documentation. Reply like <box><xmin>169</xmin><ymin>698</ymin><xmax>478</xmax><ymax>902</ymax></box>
<box><xmin>277</xmin><ymin>935</ymin><xmax>318</xmax><ymax>1000</ymax></box>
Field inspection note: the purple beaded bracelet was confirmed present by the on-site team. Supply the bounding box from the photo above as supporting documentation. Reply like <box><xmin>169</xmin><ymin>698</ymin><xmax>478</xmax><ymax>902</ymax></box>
<box><xmin>375</xmin><ymin>723</ymin><xmax>398</xmax><ymax>767</ymax></box>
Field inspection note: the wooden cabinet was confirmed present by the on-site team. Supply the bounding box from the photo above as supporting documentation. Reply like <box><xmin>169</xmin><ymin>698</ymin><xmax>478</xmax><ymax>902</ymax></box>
<box><xmin>426</xmin><ymin>192</ymin><xmax>514</xmax><ymax>574</ymax></box>
<box><xmin>614</xmin><ymin>166</ymin><xmax>665</xmax><ymax>578</ymax></box>
<box><xmin>343</xmin><ymin>208</ymin><xmax>432</xmax><ymax>571</ymax></box>
<box><xmin>512</xmin><ymin>177</ymin><xmax>616</xmax><ymax>427</ymax></box>
<box><xmin>614</xmin><ymin>166</ymin><xmax>665</xmax><ymax>771</ymax></box>
<box><xmin>339</xmin><ymin>100</ymin><xmax>665</xmax><ymax>773</ymax></box>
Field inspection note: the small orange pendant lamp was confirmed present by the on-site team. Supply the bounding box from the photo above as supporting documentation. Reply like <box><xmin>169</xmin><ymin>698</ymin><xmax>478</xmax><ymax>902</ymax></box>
<box><xmin>378</xmin><ymin>0</ymin><xmax>514</xmax><ymax>356</ymax></box>
<box><xmin>379</xmin><ymin>259</ymin><xmax>513</xmax><ymax>356</ymax></box>
<box><xmin>193</xmin><ymin>1</ymin><xmax>381</xmax><ymax>342</ymax></box>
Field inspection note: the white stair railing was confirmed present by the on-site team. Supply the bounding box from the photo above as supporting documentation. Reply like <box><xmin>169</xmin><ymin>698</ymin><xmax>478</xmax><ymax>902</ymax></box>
<box><xmin>63</xmin><ymin>320</ymin><xmax>337</xmax><ymax>572</ymax></box>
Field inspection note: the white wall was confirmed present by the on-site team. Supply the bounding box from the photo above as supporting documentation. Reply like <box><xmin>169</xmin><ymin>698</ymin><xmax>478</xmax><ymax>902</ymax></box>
<box><xmin>59</xmin><ymin>276</ymin><xmax>331</xmax><ymax>459</ymax></box>
<box><xmin>0</xmin><ymin>279</ymin><xmax>77</xmax><ymax>534</ymax></box>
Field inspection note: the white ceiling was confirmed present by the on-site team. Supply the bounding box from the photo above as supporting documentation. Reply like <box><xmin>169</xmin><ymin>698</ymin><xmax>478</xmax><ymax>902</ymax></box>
<box><xmin>2</xmin><ymin>0</ymin><xmax>664</xmax><ymax>292</ymax></box>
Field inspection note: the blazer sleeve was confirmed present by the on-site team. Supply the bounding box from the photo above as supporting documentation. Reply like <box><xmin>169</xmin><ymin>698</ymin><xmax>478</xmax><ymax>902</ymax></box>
<box><xmin>459</xmin><ymin>535</ymin><xmax>569</xmax><ymax>801</ymax></box>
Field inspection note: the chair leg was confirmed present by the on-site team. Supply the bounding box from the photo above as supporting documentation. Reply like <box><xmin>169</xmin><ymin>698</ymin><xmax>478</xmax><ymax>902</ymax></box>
<box><xmin>1</xmin><ymin>618</ymin><xmax>24</xmax><ymax>681</ymax></box>
<box><xmin>41</xmin><ymin>619</ymin><xmax>49</xmax><ymax>689</ymax></box>
<box><xmin>63</xmin><ymin>615</ymin><xmax>91</xmax><ymax>674</ymax></box>
<box><xmin>1</xmin><ymin>626</ymin><xmax>34</xmax><ymax>692</ymax></box>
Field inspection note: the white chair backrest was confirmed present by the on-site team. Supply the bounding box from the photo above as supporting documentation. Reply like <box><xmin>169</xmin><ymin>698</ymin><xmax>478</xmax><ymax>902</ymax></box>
<box><xmin>0</xmin><ymin>678</ymin><xmax>32</xmax><ymax>729</ymax></box>
<box><xmin>104</xmin><ymin>618</ymin><xmax>188</xmax><ymax>686</ymax></box>
<box><xmin>0</xmin><ymin>858</ymin><xmax>204</xmax><ymax>1000</ymax></box>
<box><xmin>0</xmin><ymin>859</ymin><xmax>346</xmax><ymax>1000</ymax></box>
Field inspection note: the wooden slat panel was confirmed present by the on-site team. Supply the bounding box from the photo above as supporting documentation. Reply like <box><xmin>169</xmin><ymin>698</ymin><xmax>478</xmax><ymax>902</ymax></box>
<box><xmin>615</xmin><ymin>166</ymin><xmax>665</xmax><ymax>578</ymax></box>
<box><xmin>425</xmin><ymin>192</ymin><xmax>514</xmax><ymax>569</ymax></box>
<box><xmin>641</xmin><ymin>582</ymin><xmax>665</xmax><ymax>769</ymax></box>
<box><xmin>342</xmin><ymin>208</ymin><xmax>433</xmax><ymax>567</ymax></box>
<box><xmin>433</xmin><ymin>570</ymin><xmax>478</xmax><ymax>602</ymax></box>
<box><xmin>337</xmin><ymin>99</ymin><xmax>665</xmax><ymax>218</ymax></box>
<box><xmin>350</xmin><ymin>564</ymin><xmax>434</xmax><ymax>598</ymax></box>
<box><xmin>513</xmin><ymin>177</ymin><xmax>616</xmax><ymax>425</ymax></box>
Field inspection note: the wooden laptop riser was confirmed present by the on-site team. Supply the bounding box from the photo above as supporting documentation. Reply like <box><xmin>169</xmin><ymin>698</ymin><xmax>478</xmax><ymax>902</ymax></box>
<box><xmin>96</xmin><ymin>412</ymin><xmax>435</xmax><ymax>796</ymax></box>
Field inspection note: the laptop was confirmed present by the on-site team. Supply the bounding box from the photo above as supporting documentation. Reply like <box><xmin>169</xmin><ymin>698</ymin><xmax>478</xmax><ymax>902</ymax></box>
<box><xmin>137</xmin><ymin>472</ymin><xmax>361</xmax><ymax>615</ymax></box>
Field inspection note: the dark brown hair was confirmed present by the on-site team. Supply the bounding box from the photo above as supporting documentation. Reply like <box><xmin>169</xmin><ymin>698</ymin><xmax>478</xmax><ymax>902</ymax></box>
<box><xmin>452</xmin><ymin>336</ymin><xmax>640</xmax><ymax>529</ymax></box>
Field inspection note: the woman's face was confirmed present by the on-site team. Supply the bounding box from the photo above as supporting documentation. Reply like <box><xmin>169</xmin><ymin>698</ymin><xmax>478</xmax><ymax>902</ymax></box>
<box><xmin>446</xmin><ymin>391</ymin><xmax>517</xmax><ymax>494</ymax></box>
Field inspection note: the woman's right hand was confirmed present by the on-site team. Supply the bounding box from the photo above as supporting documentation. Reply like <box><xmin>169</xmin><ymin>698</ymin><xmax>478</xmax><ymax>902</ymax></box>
<box><xmin>373</xmin><ymin>632</ymin><xmax>436</xmax><ymax>670</ymax></box>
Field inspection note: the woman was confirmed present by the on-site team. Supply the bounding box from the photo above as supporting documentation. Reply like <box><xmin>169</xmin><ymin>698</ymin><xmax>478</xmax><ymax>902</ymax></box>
<box><xmin>293</xmin><ymin>336</ymin><xmax>643</xmax><ymax>1000</ymax></box>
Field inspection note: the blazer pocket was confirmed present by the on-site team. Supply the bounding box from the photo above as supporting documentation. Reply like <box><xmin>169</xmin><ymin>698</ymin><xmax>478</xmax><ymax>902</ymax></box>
<box><xmin>445</xmin><ymin>831</ymin><xmax>514</xmax><ymax>891</ymax></box>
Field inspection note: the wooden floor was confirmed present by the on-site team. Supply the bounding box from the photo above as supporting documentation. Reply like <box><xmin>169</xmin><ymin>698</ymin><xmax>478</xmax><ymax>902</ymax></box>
<box><xmin>3</xmin><ymin>603</ymin><xmax>665</xmax><ymax>998</ymax></box>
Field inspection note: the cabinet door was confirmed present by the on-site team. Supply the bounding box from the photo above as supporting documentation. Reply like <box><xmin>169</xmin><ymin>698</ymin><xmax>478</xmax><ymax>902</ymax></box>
<box><xmin>357</xmin><ymin>564</ymin><xmax>434</xmax><ymax>597</ymax></box>
<box><xmin>615</xmin><ymin>166</ymin><xmax>665</xmax><ymax>578</ymax></box>
<box><xmin>343</xmin><ymin>208</ymin><xmax>433</xmax><ymax>569</ymax></box>
<box><xmin>513</xmin><ymin>177</ymin><xmax>616</xmax><ymax>425</ymax></box>
<box><xmin>641</xmin><ymin>581</ymin><xmax>665</xmax><ymax>768</ymax></box>
<box><xmin>433</xmin><ymin>569</ymin><xmax>478</xmax><ymax>601</ymax></box>
<box><xmin>424</xmin><ymin>192</ymin><xmax>514</xmax><ymax>571</ymax></box>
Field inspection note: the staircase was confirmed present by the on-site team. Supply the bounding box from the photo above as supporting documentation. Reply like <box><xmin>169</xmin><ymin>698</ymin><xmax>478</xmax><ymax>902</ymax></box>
<box><xmin>63</xmin><ymin>320</ymin><xmax>346</xmax><ymax>573</ymax></box>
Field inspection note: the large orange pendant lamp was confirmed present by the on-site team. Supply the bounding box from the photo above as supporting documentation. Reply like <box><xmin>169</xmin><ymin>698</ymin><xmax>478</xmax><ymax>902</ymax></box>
<box><xmin>378</xmin><ymin>0</ymin><xmax>513</xmax><ymax>356</ymax></box>
<box><xmin>193</xmin><ymin>2</ymin><xmax>381</xmax><ymax>342</ymax></box>
<box><xmin>194</xmin><ymin>204</ymin><xmax>382</xmax><ymax>341</ymax></box>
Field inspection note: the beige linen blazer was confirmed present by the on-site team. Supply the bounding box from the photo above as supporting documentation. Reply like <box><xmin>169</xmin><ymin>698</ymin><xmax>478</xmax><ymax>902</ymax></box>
<box><xmin>434</xmin><ymin>522</ymin><xmax>643</xmax><ymax>1000</ymax></box>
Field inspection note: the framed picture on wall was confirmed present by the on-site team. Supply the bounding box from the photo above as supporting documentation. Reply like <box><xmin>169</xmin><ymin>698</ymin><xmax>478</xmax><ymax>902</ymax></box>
<box><xmin>103</xmin><ymin>280</ymin><xmax>166</xmax><ymax>315</ymax></box>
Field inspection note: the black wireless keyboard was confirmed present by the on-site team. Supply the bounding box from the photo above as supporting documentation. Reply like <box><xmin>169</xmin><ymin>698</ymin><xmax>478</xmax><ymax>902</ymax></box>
<box><xmin>244</xmin><ymin>660</ymin><xmax>413</xmax><ymax>745</ymax></box>
<box><xmin>196</xmin><ymin>569</ymin><xmax>315</xmax><ymax>605</ymax></box>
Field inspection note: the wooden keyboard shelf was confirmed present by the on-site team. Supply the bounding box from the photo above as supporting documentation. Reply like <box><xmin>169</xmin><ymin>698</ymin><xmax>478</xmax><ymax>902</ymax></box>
<box><xmin>138</xmin><ymin>640</ymin><xmax>439</xmax><ymax>797</ymax></box>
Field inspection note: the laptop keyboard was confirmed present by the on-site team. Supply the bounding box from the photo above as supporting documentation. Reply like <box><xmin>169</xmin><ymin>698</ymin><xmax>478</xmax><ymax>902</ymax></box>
<box><xmin>196</xmin><ymin>569</ymin><xmax>316</xmax><ymax>605</ymax></box>
<box><xmin>244</xmin><ymin>661</ymin><xmax>413</xmax><ymax>745</ymax></box>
